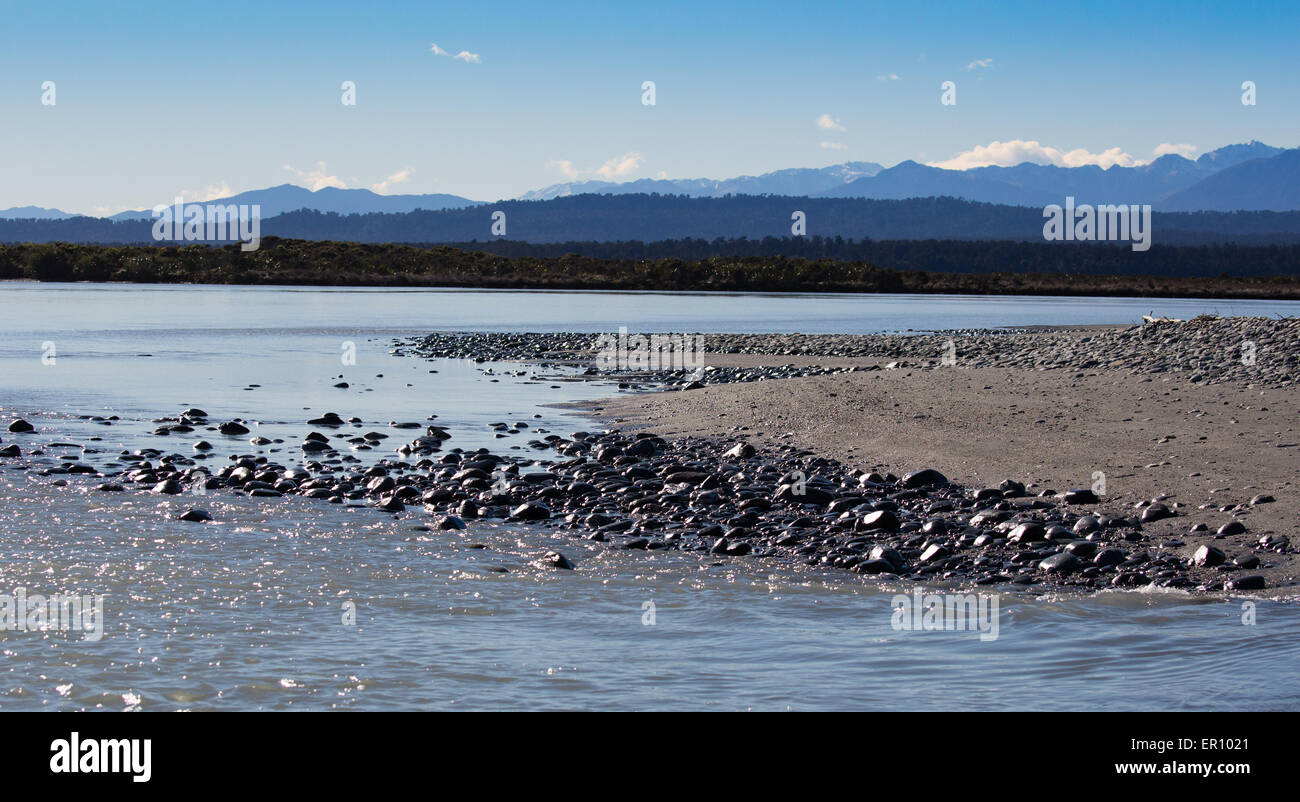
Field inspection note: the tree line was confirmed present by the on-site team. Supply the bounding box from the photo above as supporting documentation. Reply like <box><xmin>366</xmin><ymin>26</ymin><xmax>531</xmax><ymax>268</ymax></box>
<box><xmin>2</xmin><ymin>239</ymin><xmax>1297</xmax><ymax>298</ymax></box>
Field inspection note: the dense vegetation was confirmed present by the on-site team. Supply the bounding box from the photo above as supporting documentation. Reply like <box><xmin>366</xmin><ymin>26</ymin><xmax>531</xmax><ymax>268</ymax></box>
<box><xmin>3</xmin><ymin>194</ymin><xmax>1300</xmax><ymax>247</ymax></box>
<box><xmin>2</xmin><ymin>239</ymin><xmax>1298</xmax><ymax>299</ymax></box>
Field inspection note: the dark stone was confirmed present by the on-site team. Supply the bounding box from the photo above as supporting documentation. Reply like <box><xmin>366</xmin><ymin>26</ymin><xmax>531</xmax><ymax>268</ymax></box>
<box><xmin>921</xmin><ymin>519</ymin><xmax>948</xmax><ymax>536</ymax></box>
<box><xmin>1093</xmin><ymin>548</ymin><xmax>1127</xmax><ymax>567</ymax></box>
<box><xmin>1217</xmin><ymin>520</ymin><xmax>1247</xmax><ymax>536</ymax></box>
<box><xmin>854</xmin><ymin>558</ymin><xmax>898</xmax><ymax>574</ymax></box>
<box><xmin>774</xmin><ymin>484</ymin><xmax>834</xmax><ymax>505</ymax></box>
<box><xmin>869</xmin><ymin>545</ymin><xmax>904</xmax><ymax>570</ymax></box>
<box><xmin>723</xmin><ymin>443</ymin><xmax>755</xmax><ymax>460</ymax></box>
<box><xmin>179</xmin><ymin>508</ymin><xmax>212</xmax><ymax>522</ymax></box>
<box><xmin>1063</xmin><ymin>488</ymin><xmax>1099</xmax><ymax>504</ymax></box>
<box><xmin>901</xmin><ymin>469</ymin><xmax>947</xmax><ymax>489</ymax></box>
<box><xmin>1140</xmin><ymin>503</ymin><xmax>1173</xmax><ymax>523</ymax></box>
<box><xmin>920</xmin><ymin>544</ymin><xmax>949</xmax><ymax>563</ymax></box>
<box><xmin>1039</xmin><ymin>552</ymin><xmax>1081</xmax><ymax>574</ymax></box>
<box><xmin>511</xmin><ymin>502</ymin><xmax>550</xmax><ymax>520</ymax></box>
<box><xmin>307</xmin><ymin>413</ymin><xmax>345</xmax><ymax>426</ymax></box>
<box><xmin>858</xmin><ymin>510</ymin><xmax>900</xmax><ymax>532</ymax></box>
<box><xmin>537</xmin><ymin>551</ymin><xmax>574</xmax><ymax>570</ymax></box>
<box><xmin>1226</xmin><ymin>575</ymin><xmax>1265</xmax><ymax>591</ymax></box>
<box><xmin>625</xmin><ymin>439</ymin><xmax>657</xmax><ymax>457</ymax></box>
<box><xmin>1193</xmin><ymin>545</ymin><xmax>1226</xmax><ymax>567</ymax></box>
<box><xmin>1065</xmin><ymin>540</ymin><xmax>1097</xmax><ymax>558</ymax></box>
<box><xmin>1009</xmin><ymin>522</ymin><xmax>1046</xmax><ymax>543</ymax></box>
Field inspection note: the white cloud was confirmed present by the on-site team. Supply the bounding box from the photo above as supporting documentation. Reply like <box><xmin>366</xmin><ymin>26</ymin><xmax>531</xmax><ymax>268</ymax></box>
<box><xmin>371</xmin><ymin>168</ymin><xmax>413</xmax><ymax>194</ymax></box>
<box><xmin>1152</xmin><ymin>142</ymin><xmax>1198</xmax><ymax>160</ymax></box>
<box><xmin>180</xmin><ymin>182</ymin><xmax>234</xmax><ymax>202</ymax></box>
<box><xmin>819</xmin><ymin>141</ymin><xmax>848</xmax><ymax>151</ymax></box>
<box><xmin>875</xmin><ymin>73</ymin><xmax>901</xmax><ymax>82</ymax></box>
<box><xmin>596</xmin><ymin>151</ymin><xmax>643</xmax><ymax>179</ymax></box>
<box><xmin>964</xmin><ymin>58</ymin><xmax>993</xmax><ymax>71</ymax></box>
<box><xmin>431</xmin><ymin>42</ymin><xmax>480</xmax><ymax>63</ymax></box>
<box><xmin>927</xmin><ymin>139</ymin><xmax>1141</xmax><ymax>170</ymax></box>
<box><xmin>283</xmin><ymin>162</ymin><xmax>348</xmax><ymax>190</ymax></box>
<box><xmin>545</xmin><ymin>159</ymin><xmax>581</xmax><ymax>179</ymax></box>
<box><xmin>546</xmin><ymin>152</ymin><xmax>645</xmax><ymax>182</ymax></box>
<box><xmin>816</xmin><ymin>113</ymin><xmax>846</xmax><ymax>132</ymax></box>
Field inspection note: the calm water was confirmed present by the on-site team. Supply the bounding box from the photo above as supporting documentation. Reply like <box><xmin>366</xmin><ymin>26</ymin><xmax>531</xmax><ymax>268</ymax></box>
<box><xmin>1</xmin><ymin>282</ymin><xmax>1298</xmax><ymax>711</ymax></box>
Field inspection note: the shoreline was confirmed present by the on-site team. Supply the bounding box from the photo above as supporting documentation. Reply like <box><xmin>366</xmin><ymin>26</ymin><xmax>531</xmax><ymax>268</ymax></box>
<box><xmin>7</xmin><ymin>275</ymin><xmax>1300</xmax><ymax>304</ymax></box>
<box><xmin>413</xmin><ymin>316</ymin><xmax>1300</xmax><ymax>595</ymax></box>
<box><xmin>2</xmin><ymin>315</ymin><xmax>1295</xmax><ymax>597</ymax></box>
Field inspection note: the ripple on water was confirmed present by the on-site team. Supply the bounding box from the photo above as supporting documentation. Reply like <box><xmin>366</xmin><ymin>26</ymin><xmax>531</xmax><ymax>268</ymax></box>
<box><xmin>2</xmin><ymin>441</ymin><xmax>1299</xmax><ymax>710</ymax></box>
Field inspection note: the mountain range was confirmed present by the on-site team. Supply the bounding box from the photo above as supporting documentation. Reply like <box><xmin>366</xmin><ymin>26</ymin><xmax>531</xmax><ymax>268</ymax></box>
<box><xmin>2</xmin><ymin>141</ymin><xmax>1295</xmax><ymax>220</ymax></box>
<box><xmin>517</xmin><ymin>161</ymin><xmax>885</xmax><ymax>200</ymax></box>
<box><xmin>816</xmin><ymin>142</ymin><xmax>1289</xmax><ymax>209</ymax></box>
<box><xmin>6</xmin><ymin>195</ymin><xmax>1299</xmax><ymax>247</ymax></box>
<box><xmin>100</xmin><ymin>184</ymin><xmax>478</xmax><ymax>221</ymax></box>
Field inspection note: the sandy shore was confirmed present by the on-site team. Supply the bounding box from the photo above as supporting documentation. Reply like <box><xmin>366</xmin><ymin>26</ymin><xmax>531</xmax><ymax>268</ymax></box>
<box><xmin>578</xmin><ymin>342</ymin><xmax>1298</xmax><ymax>594</ymax></box>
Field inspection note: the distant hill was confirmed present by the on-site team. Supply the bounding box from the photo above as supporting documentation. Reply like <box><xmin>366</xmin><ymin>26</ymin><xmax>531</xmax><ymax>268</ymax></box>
<box><xmin>5</xmin><ymin>193</ymin><xmax>1300</xmax><ymax>246</ymax></box>
<box><xmin>0</xmin><ymin>205</ymin><xmax>78</xmax><ymax>220</ymax></box>
<box><xmin>1164</xmin><ymin>148</ymin><xmax>1300</xmax><ymax>212</ymax></box>
<box><xmin>107</xmin><ymin>184</ymin><xmax>480</xmax><ymax>220</ymax></box>
<box><xmin>520</xmin><ymin>162</ymin><xmax>884</xmax><ymax>200</ymax></box>
<box><xmin>1194</xmin><ymin>140</ymin><xmax>1284</xmax><ymax>169</ymax></box>
<box><xmin>819</xmin><ymin>144</ymin><xmax>1297</xmax><ymax>210</ymax></box>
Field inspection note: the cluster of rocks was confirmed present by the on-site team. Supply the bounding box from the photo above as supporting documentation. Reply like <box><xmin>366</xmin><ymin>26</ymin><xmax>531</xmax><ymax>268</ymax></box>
<box><xmin>701</xmin><ymin>316</ymin><xmax>1298</xmax><ymax>386</ymax></box>
<box><xmin>4</xmin><ymin>315</ymin><xmax>1291</xmax><ymax>592</ymax></box>
<box><xmin>396</xmin><ymin>316</ymin><xmax>1298</xmax><ymax>388</ymax></box>
<box><xmin>626</xmin><ymin>363</ymin><xmax>859</xmax><ymax>390</ymax></box>
<box><xmin>6</xmin><ymin>413</ymin><xmax>1283</xmax><ymax>592</ymax></box>
<box><xmin>394</xmin><ymin>332</ymin><xmax>599</xmax><ymax>363</ymax></box>
<box><xmin>394</xmin><ymin>332</ymin><xmax>865</xmax><ymax>389</ymax></box>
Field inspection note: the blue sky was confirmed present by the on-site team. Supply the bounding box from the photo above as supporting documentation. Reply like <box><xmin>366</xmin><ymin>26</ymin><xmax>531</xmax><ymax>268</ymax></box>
<box><xmin>1</xmin><ymin>0</ymin><xmax>1296</xmax><ymax>214</ymax></box>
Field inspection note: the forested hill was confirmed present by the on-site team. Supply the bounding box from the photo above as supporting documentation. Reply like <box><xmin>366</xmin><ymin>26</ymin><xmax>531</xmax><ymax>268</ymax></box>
<box><xmin>3</xmin><ymin>240</ymin><xmax>1299</xmax><ymax>294</ymax></box>
<box><xmin>3</xmin><ymin>194</ymin><xmax>1300</xmax><ymax>246</ymax></box>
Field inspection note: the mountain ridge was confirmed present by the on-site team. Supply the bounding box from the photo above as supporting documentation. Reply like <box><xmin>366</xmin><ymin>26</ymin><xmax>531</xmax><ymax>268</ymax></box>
<box><xmin>2</xmin><ymin>141</ymin><xmax>1294</xmax><ymax>220</ymax></box>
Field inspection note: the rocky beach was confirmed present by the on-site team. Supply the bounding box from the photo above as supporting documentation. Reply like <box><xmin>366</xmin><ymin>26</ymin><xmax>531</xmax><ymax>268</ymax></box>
<box><xmin>4</xmin><ymin>315</ymin><xmax>1294</xmax><ymax>597</ymax></box>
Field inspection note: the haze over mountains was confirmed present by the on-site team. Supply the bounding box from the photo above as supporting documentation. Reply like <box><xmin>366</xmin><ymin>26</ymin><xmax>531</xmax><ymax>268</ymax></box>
<box><xmin>100</xmin><ymin>184</ymin><xmax>477</xmax><ymax>221</ymax></box>
<box><xmin>2</xmin><ymin>141</ymin><xmax>1295</xmax><ymax>222</ymax></box>
<box><xmin>517</xmin><ymin>161</ymin><xmax>886</xmax><ymax>200</ymax></box>
<box><xmin>0</xmin><ymin>205</ymin><xmax>79</xmax><ymax>220</ymax></box>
